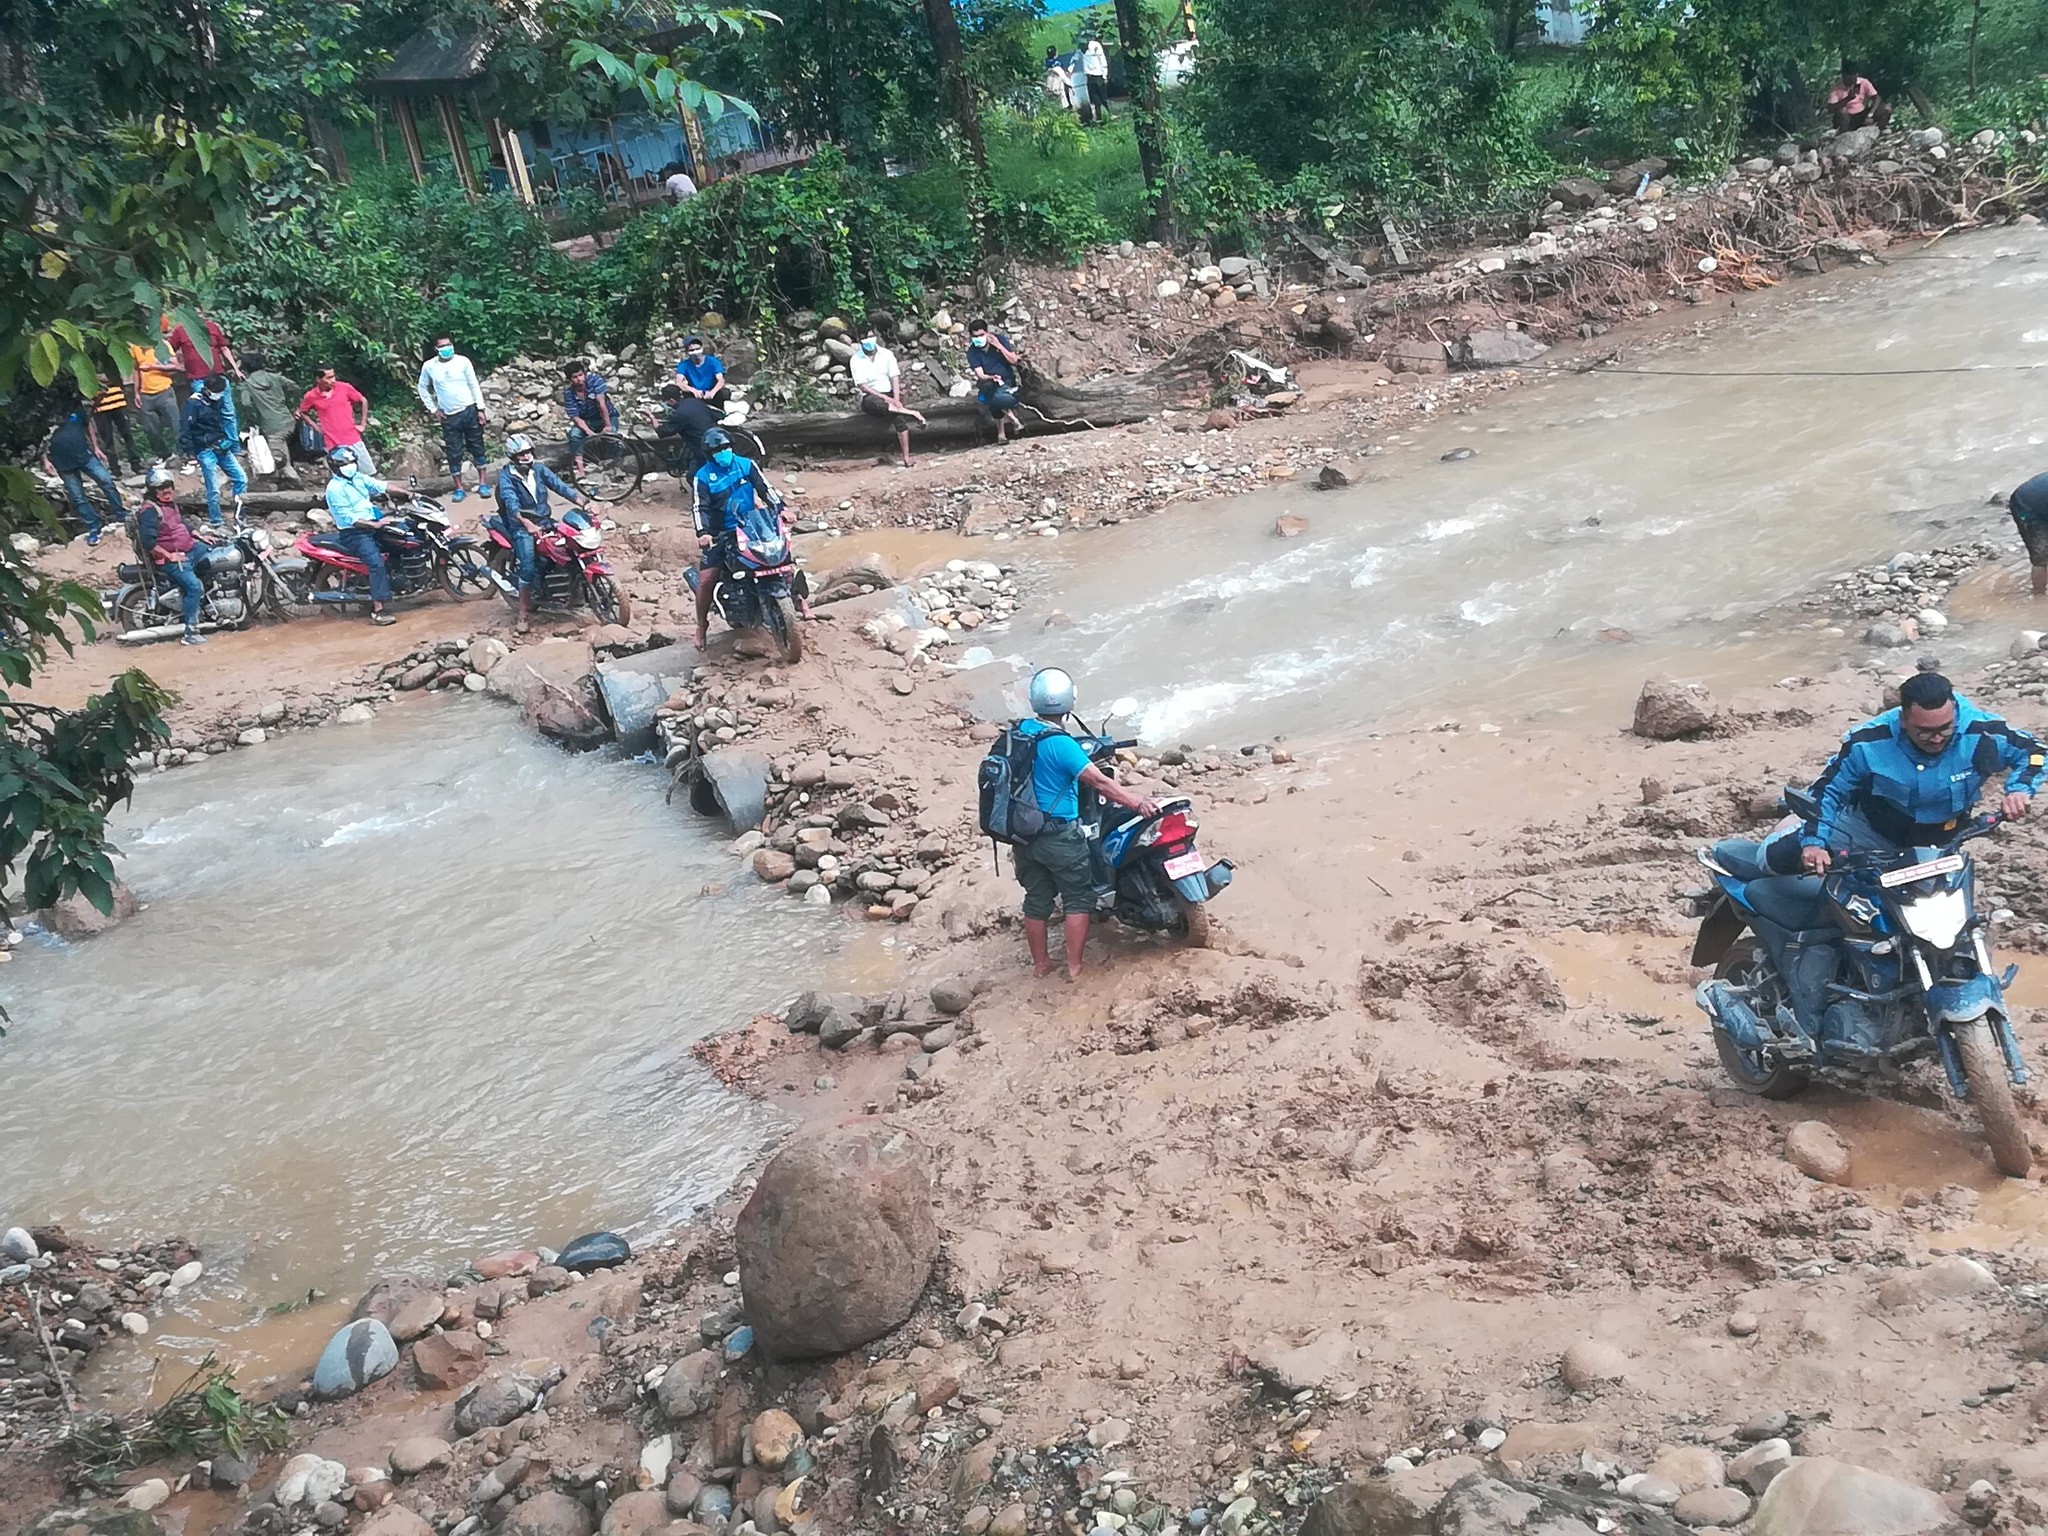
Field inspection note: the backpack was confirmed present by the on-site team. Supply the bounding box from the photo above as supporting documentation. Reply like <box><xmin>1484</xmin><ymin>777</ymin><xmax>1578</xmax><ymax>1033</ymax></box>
<box><xmin>977</xmin><ymin>724</ymin><xmax>1047</xmax><ymax>845</ymax></box>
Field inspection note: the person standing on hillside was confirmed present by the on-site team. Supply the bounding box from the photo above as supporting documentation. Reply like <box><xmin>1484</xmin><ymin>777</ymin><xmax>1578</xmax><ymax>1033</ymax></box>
<box><xmin>416</xmin><ymin>335</ymin><xmax>492</xmax><ymax>502</ymax></box>
<box><xmin>967</xmin><ymin>319</ymin><xmax>1026</xmax><ymax>444</ymax></box>
<box><xmin>298</xmin><ymin>366</ymin><xmax>375</xmax><ymax>475</ymax></box>
<box><xmin>163</xmin><ymin>311</ymin><xmax>238</xmax><ymax>385</ymax></box>
<box><xmin>1043</xmin><ymin>46</ymin><xmax>1077</xmax><ymax>112</ymax></box>
<box><xmin>1081</xmin><ymin>36</ymin><xmax>1110</xmax><ymax>122</ymax></box>
<box><xmin>89</xmin><ymin>374</ymin><xmax>142</xmax><ymax>479</ymax></box>
<box><xmin>129</xmin><ymin>338</ymin><xmax>181</xmax><ymax>463</ymax></box>
<box><xmin>2011</xmin><ymin>470</ymin><xmax>2048</xmax><ymax>597</ymax></box>
<box><xmin>180</xmin><ymin>377</ymin><xmax>246</xmax><ymax>526</ymax></box>
<box><xmin>237</xmin><ymin>353</ymin><xmax>302</xmax><ymax>486</ymax></box>
<box><xmin>43</xmin><ymin>402</ymin><xmax>124</xmax><ymax>545</ymax></box>
<box><xmin>850</xmin><ymin>329</ymin><xmax>925</xmax><ymax>469</ymax></box>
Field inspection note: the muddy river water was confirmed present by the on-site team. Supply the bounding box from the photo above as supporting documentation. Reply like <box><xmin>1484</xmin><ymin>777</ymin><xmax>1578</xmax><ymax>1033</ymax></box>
<box><xmin>4</xmin><ymin>228</ymin><xmax>2048</xmax><ymax>1381</ymax></box>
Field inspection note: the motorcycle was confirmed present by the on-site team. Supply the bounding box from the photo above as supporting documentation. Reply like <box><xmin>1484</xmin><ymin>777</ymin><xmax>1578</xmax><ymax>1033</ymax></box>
<box><xmin>113</xmin><ymin>520</ymin><xmax>287</xmax><ymax>638</ymax></box>
<box><xmin>483</xmin><ymin>515</ymin><xmax>631</xmax><ymax>627</ymax></box>
<box><xmin>1071</xmin><ymin>717</ymin><xmax>1233</xmax><ymax>946</ymax></box>
<box><xmin>274</xmin><ymin>497</ymin><xmax>494</xmax><ymax>617</ymax></box>
<box><xmin>1690</xmin><ymin>787</ymin><xmax>2032</xmax><ymax>1176</ymax></box>
<box><xmin>682</xmin><ymin>506</ymin><xmax>806</xmax><ymax>663</ymax></box>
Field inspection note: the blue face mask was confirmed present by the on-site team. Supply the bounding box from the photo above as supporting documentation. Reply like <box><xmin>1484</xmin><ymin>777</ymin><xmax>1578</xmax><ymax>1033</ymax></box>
<box><xmin>860</xmin><ymin>339</ymin><xmax>878</xmax><ymax>355</ymax></box>
<box><xmin>437</xmin><ymin>345</ymin><xmax>454</xmax><ymax>360</ymax></box>
<box><xmin>713</xmin><ymin>449</ymin><xmax>736</xmax><ymax>468</ymax></box>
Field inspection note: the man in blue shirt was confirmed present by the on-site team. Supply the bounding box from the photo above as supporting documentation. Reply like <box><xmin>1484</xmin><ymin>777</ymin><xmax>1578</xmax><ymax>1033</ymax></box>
<box><xmin>496</xmin><ymin>434</ymin><xmax>596</xmax><ymax>632</ymax></box>
<box><xmin>2009</xmin><ymin>471</ymin><xmax>2048</xmax><ymax>597</ymax></box>
<box><xmin>1800</xmin><ymin>671</ymin><xmax>2038</xmax><ymax>873</ymax></box>
<box><xmin>42</xmin><ymin>404</ymin><xmax>124</xmax><ymax>544</ymax></box>
<box><xmin>561</xmin><ymin>362</ymin><xmax>615</xmax><ymax>479</ymax></box>
<box><xmin>690</xmin><ymin>427</ymin><xmax>784</xmax><ymax>649</ymax></box>
<box><xmin>322</xmin><ymin>446</ymin><xmax>404</xmax><ymax>626</ymax></box>
<box><xmin>674</xmin><ymin>337</ymin><xmax>729</xmax><ymax>415</ymax></box>
<box><xmin>1011</xmin><ymin>668</ymin><xmax>1159</xmax><ymax>979</ymax></box>
<box><xmin>966</xmin><ymin>319</ymin><xmax>1026</xmax><ymax>444</ymax></box>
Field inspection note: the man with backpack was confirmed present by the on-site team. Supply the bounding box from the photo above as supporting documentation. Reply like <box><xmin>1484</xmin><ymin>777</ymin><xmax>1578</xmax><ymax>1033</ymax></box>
<box><xmin>986</xmin><ymin>667</ymin><xmax>1158</xmax><ymax>980</ymax></box>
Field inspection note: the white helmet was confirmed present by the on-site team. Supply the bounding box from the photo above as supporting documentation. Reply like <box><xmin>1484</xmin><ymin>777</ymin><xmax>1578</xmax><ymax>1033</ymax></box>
<box><xmin>505</xmin><ymin>433</ymin><xmax>534</xmax><ymax>457</ymax></box>
<box><xmin>1028</xmin><ymin>667</ymin><xmax>1075</xmax><ymax>718</ymax></box>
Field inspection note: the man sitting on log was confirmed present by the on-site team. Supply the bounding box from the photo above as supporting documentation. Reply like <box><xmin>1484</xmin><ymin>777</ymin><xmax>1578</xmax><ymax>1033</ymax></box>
<box><xmin>967</xmin><ymin>319</ymin><xmax>1026</xmax><ymax>445</ymax></box>
<box><xmin>850</xmin><ymin>328</ymin><xmax>926</xmax><ymax>469</ymax></box>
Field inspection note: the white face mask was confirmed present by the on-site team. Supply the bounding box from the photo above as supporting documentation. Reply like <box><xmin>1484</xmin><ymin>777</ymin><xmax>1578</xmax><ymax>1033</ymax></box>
<box><xmin>337</xmin><ymin>464</ymin><xmax>357</xmax><ymax>479</ymax></box>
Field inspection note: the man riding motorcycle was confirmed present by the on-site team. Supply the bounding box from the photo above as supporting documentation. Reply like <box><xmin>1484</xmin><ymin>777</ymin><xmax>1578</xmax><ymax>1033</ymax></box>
<box><xmin>323</xmin><ymin>445</ymin><xmax>414</xmax><ymax>626</ymax></box>
<box><xmin>135</xmin><ymin>466</ymin><xmax>217</xmax><ymax>645</ymax></box>
<box><xmin>493</xmin><ymin>433</ymin><xmax>596</xmax><ymax>633</ymax></box>
<box><xmin>691</xmin><ymin>427</ymin><xmax>799</xmax><ymax>650</ymax></box>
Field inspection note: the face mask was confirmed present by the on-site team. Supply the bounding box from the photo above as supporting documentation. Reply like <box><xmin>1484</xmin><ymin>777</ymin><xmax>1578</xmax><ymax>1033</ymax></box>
<box><xmin>437</xmin><ymin>345</ymin><xmax>454</xmax><ymax>360</ymax></box>
<box><xmin>972</xmin><ymin>334</ymin><xmax>988</xmax><ymax>346</ymax></box>
<box><xmin>337</xmin><ymin>464</ymin><xmax>357</xmax><ymax>479</ymax></box>
<box><xmin>713</xmin><ymin>449</ymin><xmax>735</xmax><ymax>468</ymax></box>
<box><xmin>860</xmin><ymin>340</ymin><xmax>878</xmax><ymax>355</ymax></box>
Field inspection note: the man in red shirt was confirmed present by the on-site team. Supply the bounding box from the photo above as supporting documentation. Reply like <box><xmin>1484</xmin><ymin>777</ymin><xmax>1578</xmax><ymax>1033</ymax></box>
<box><xmin>295</xmin><ymin>366</ymin><xmax>377</xmax><ymax>474</ymax></box>
<box><xmin>161</xmin><ymin>312</ymin><xmax>239</xmax><ymax>383</ymax></box>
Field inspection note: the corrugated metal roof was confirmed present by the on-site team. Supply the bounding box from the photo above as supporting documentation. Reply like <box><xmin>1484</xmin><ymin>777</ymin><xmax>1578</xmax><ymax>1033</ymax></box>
<box><xmin>371</xmin><ymin>25</ymin><xmax>494</xmax><ymax>88</ymax></box>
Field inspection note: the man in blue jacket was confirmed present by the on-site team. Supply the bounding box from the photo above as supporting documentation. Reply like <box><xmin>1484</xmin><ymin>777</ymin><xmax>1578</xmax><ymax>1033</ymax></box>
<box><xmin>178</xmin><ymin>377</ymin><xmax>246</xmax><ymax>525</ymax></box>
<box><xmin>495</xmin><ymin>434</ymin><xmax>596</xmax><ymax>633</ymax></box>
<box><xmin>1800</xmin><ymin>671</ymin><xmax>2040</xmax><ymax>873</ymax></box>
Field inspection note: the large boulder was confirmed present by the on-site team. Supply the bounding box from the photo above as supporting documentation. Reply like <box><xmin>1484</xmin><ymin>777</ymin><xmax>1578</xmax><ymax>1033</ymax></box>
<box><xmin>594</xmin><ymin>643</ymin><xmax>696</xmax><ymax>752</ymax></box>
<box><xmin>455</xmin><ymin>1369</ymin><xmax>539</xmax><ymax>1434</ymax></box>
<box><xmin>1549</xmin><ymin>176</ymin><xmax>1606</xmax><ymax>209</ymax></box>
<box><xmin>1832</xmin><ymin>126</ymin><xmax>1883</xmax><ymax>161</ymax></box>
<box><xmin>697</xmin><ymin>746</ymin><xmax>774</xmax><ymax>832</ymax></box>
<box><xmin>1749</xmin><ymin>1457</ymin><xmax>1948</xmax><ymax>1535</ymax></box>
<box><xmin>35</xmin><ymin>882</ymin><xmax>141</xmax><ymax>940</ymax></box>
<box><xmin>1435</xmin><ymin>1475</ymin><xmax>1688</xmax><ymax>1534</ymax></box>
<box><xmin>352</xmin><ymin>1274</ymin><xmax>446</xmax><ymax>1342</ymax></box>
<box><xmin>734</xmin><ymin>1119</ymin><xmax>939</xmax><ymax>1359</ymax></box>
<box><xmin>557</xmin><ymin>1231</ymin><xmax>632</xmax><ymax>1274</ymax></box>
<box><xmin>486</xmin><ymin>640</ymin><xmax>596</xmax><ymax>709</ymax></box>
<box><xmin>1460</xmin><ymin>329</ymin><xmax>1549</xmax><ymax>368</ymax></box>
<box><xmin>1631</xmin><ymin>678</ymin><xmax>1717</xmax><ymax>740</ymax></box>
<box><xmin>312</xmin><ymin>1319</ymin><xmax>399</xmax><ymax>1400</ymax></box>
<box><xmin>501</xmin><ymin>1491</ymin><xmax>594</xmax><ymax>1536</ymax></box>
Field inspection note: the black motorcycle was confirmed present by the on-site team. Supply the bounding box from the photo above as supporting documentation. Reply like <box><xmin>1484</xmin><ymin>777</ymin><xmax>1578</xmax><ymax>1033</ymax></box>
<box><xmin>273</xmin><ymin>497</ymin><xmax>495</xmax><ymax>616</ymax></box>
<box><xmin>683</xmin><ymin>510</ymin><xmax>807</xmax><ymax>663</ymax></box>
<box><xmin>112</xmin><ymin>519</ymin><xmax>287</xmax><ymax>636</ymax></box>
<box><xmin>1074</xmin><ymin>722</ymin><xmax>1233</xmax><ymax>947</ymax></box>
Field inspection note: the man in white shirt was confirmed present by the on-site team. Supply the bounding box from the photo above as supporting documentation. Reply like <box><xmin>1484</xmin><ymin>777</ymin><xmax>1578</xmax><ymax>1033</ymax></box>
<box><xmin>664</xmin><ymin>166</ymin><xmax>699</xmax><ymax>202</ymax></box>
<box><xmin>849</xmin><ymin>331</ymin><xmax>926</xmax><ymax>468</ymax></box>
<box><xmin>416</xmin><ymin>334</ymin><xmax>493</xmax><ymax>503</ymax></box>
<box><xmin>1081</xmin><ymin>37</ymin><xmax>1110</xmax><ymax>122</ymax></box>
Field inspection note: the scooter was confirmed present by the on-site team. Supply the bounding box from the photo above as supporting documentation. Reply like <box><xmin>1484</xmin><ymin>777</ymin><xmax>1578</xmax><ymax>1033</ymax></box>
<box><xmin>112</xmin><ymin>519</ymin><xmax>286</xmax><ymax>640</ymax></box>
<box><xmin>275</xmin><ymin>497</ymin><xmax>494</xmax><ymax>615</ymax></box>
<box><xmin>1690</xmin><ymin>787</ymin><xmax>2032</xmax><ymax>1176</ymax></box>
<box><xmin>483</xmin><ymin>515</ymin><xmax>631</xmax><ymax>626</ymax></box>
<box><xmin>1072</xmin><ymin>716</ymin><xmax>1233</xmax><ymax>946</ymax></box>
<box><xmin>683</xmin><ymin>505</ymin><xmax>807</xmax><ymax>663</ymax></box>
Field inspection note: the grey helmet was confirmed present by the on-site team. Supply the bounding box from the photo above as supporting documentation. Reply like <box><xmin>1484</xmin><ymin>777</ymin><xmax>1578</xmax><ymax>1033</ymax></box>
<box><xmin>327</xmin><ymin>445</ymin><xmax>359</xmax><ymax>468</ymax></box>
<box><xmin>504</xmin><ymin>433</ymin><xmax>534</xmax><ymax>457</ymax></box>
<box><xmin>145</xmin><ymin>465</ymin><xmax>176</xmax><ymax>490</ymax></box>
<box><xmin>1028</xmin><ymin>667</ymin><xmax>1075</xmax><ymax>718</ymax></box>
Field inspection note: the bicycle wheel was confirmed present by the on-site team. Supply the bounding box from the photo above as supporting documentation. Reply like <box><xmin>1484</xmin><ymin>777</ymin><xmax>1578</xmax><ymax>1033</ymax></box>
<box><xmin>726</xmin><ymin>426</ymin><xmax>768</xmax><ymax>467</ymax></box>
<box><xmin>576</xmin><ymin>433</ymin><xmax>648</xmax><ymax>504</ymax></box>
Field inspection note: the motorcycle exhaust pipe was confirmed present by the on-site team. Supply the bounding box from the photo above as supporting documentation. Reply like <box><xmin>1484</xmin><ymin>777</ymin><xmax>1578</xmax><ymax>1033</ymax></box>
<box><xmin>115</xmin><ymin>620</ymin><xmax>229</xmax><ymax>646</ymax></box>
<box><xmin>1696</xmin><ymin>979</ymin><xmax>1772</xmax><ymax>1051</ymax></box>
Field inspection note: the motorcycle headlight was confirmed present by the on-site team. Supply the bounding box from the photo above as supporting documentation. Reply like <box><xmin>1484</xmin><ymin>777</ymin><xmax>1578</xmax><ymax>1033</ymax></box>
<box><xmin>1898</xmin><ymin>887</ymin><xmax>1969</xmax><ymax>950</ymax></box>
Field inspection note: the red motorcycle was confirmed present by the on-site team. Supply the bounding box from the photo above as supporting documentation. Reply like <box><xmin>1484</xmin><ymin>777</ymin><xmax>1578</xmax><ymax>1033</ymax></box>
<box><xmin>483</xmin><ymin>514</ymin><xmax>631</xmax><ymax>626</ymax></box>
<box><xmin>272</xmin><ymin>498</ymin><xmax>495</xmax><ymax>616</ymax></box>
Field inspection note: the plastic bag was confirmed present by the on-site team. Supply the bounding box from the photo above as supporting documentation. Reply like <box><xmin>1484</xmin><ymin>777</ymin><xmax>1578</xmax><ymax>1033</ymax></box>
<box><xmin>245</xmin><ymin>431</ymin><xmax>275</xmax><ymax>476</ymax></box>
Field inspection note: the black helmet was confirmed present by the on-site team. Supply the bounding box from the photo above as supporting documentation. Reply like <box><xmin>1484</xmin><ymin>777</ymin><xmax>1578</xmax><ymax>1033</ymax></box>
<box><xmin>702</xmin><ymin>428</ymin><xmax>731</xmax><ymax>452</ymax></box>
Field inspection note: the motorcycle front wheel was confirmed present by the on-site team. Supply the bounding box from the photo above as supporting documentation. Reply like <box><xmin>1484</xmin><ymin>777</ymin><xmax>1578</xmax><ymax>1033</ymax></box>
<box><xmin>112</xmin><ymin>584</ymin><xmax>156</xmax><ymax>634</ymax></box>
<box><xmin>1951</xmin><ymin>1018</ymin><xmax>2032</xmax><ymax>1177</ymax></box>
<box><xmin>590</xmin><ymin>575</ymin><xmax>631</xmax><ymax>627</ymax></box>
<box><xmin>1711</xmin><ymin>938</ymin><xmax>1810</xmax><ymax>1099</ymax></box>
<box><xmin>270</xmin><ymin>563</ymin><xmax>323</xmax><ymax>620</ymax></box>
<box><xmin>767</xmin><ymin>592</ymin><xmax>802</xmax><ymax>663</ymax></box>
<box><xmin>439</xmin><ymin>549</ymin><xmax>495</xmax><ymax>601</ymax></box>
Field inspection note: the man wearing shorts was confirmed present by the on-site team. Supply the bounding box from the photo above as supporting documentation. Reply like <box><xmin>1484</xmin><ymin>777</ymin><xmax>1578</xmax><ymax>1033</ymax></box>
<box><xmin>2012</xmin><ymin>470</ymin><xmax>2048</xmax><ymax>596</ymax></box>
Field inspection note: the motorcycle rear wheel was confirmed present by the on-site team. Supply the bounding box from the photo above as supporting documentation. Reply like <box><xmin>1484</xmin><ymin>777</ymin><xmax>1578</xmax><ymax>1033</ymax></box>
<box><xmin>768</xmin><ymin>593</ymin><xmax>803</xmax><ymax>663</ymax></box>
<box><xmin>590</xmin><ymin>575</ymin><xmax>631</xmax><ymax>627</ymax></box>
<box><xmin>439</xmin><ymin>549</ymin><xmax>494</xmax><ymax>601</ymax></box>
<box><xmin>1711</xmin><ymin>938</ymin><xmax>1810</xmax><ymax>1099</ymax></box>
<box><xmin>112</xmin><ymin>585</ymin><xmax>156</xmax><ymax>633</ymax></box>
<box><xmin>1173</xmin><ymin>896</ymin><xmax>1212</xmax><ymax>948</ymax></box>
<box><xmin>1952</xmin><ymin>1018</ymin><xmax>2033</xmax><ymax>1178</ymax></box>
<box><xmin>270</xmin><ymin>564</ymin><xmax>324</xmax><ymax>620</ymax></box>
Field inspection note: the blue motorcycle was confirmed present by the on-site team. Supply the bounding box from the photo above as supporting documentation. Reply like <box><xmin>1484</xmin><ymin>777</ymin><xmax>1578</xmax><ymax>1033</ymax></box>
<box><xmin>1072</xmin><ymin>727</ymin><xmax>1234</xmax><ymax>947</ymax></box>
<box><xmin>1691</xmin><ymin>788</ymin><xmax>2031</xmax><ymax>1176</ymax></box>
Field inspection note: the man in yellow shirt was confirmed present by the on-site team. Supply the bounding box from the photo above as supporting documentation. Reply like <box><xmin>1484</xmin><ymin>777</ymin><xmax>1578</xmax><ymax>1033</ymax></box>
<box><xmin>130</xmin><ymin>341</ymin><xmax>180</xmax><ymax>462</ymax></box>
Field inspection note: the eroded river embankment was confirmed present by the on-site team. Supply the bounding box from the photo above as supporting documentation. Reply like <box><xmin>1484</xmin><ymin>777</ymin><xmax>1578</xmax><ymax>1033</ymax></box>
<box><xmin>5</xmin><ymin>227</ymin><xmax>2048</xmax><ymax>1390</ymax></box>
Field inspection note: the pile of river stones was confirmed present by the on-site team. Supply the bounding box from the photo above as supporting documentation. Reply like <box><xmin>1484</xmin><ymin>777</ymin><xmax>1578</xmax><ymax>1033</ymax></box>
<box><xmin>0</xmin><ymin>1225</ymin><xmax>204</xmax><ymax>1450</ymax></box>
<box><xmin>1789</xmin><ymin>540</ymin><xmax>1996</xmax><ymax>650</ymax></box>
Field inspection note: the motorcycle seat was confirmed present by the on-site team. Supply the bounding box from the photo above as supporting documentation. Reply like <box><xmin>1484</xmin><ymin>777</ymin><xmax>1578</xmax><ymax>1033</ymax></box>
<box><xmin>1745</xmin><ymin>875</ymin><xmax>1824</xmax><ymax>932</ymax></box>
<box><xmin>1711</xmin><ymin>837</ymin><xmax>1770</xmax><ymax>882</ymax></box>
<box><xmin>309</xmin><ymin>532</ymin><xmax>350</xmax><ymax>552</ymax></box>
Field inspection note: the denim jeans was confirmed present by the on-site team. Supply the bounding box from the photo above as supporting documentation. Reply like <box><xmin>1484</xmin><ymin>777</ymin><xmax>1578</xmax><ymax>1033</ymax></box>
<box><xmin>161</xmin><ymin>557</ymin><xmax>204</xmax><ymax>628</ymax></box>
<box><xmin>441</xmin><ymin>405</ymin><xmax>487</xmax><ymax>479</ymax></box>
<box><xmin>195</xmin><ymin>446</ymin><xmax>247</xmax><ymax>525</ymax></box>
<box><xmin>333</xmin><ymin>525</ymin><xmax>392</xmax><ymax>603</ymax></box>
<box><xmin>57</xmin><ymin>457</ymin><xmax>123</xmax><ymax>534</ymax></box>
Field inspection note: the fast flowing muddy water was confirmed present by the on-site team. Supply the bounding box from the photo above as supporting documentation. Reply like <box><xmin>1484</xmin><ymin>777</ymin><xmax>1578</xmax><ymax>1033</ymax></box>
<box><xmin>0</xmin><ymin>705</ymin><xmax>835</xmax><ymax>1323</ymax></box>
<box><xmin>1029</xmin><ymin>229</ymin><xmax>2048</xmax><ymax>744</ymax></box>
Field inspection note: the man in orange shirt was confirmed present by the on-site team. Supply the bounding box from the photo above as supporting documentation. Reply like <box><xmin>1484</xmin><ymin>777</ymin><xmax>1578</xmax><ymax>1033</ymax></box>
<box><xmin>130</xmin><ymin>340</ymin><xmax>180</xmax><ymax>461</ymax></box>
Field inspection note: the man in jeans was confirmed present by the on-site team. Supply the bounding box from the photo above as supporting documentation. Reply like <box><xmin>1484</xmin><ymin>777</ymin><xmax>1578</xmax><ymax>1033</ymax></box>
<box><xmin>1009</xmin><ymin>667</ymin><xmax>1159</xmax><ymax>979</ymax></box>
<box><xmin>416</xmin><ymin>334</ymin><xmax>491</xmax><ymax>502</ymax></box>
<box><xmin>179</xmin><ymin>378</ymin><xmax>246</xmax><ymax>525</ymax></box>
<box><xmin>136</xmin><ymin>467</ymin><xmax>212</xmax><ymax>645</ymax></box>
<box><xmin>43</xmin><ymin>403</ymin><xmax>125</xmax><ymax>545</ymax></box>
<box><xmin>2011</xmin><ymin>470</ymin><xmax>2048</xmax><ymax>597</ymax></box>
<box><xmin>561</xmin><ymin>361</ymin><xmax>615</xmax><ymax>476</ymax></box>
<box><xmin>323</xmin><ymin>446</ymin><xmax>404</xmax><ymax>626</ymax></box>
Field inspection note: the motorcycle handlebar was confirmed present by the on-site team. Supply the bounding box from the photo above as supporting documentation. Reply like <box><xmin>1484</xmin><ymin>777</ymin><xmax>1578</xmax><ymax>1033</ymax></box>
<box><xmin>1827</xmin><ymin>812</ymin><xmax>2004</xmax><ymax>867</ymax></box>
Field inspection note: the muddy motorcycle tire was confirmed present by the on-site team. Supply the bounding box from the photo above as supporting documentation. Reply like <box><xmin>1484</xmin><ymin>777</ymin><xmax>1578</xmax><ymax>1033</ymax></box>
<box><xmin>438</xmin><ymin>548</ymin><xmax>495</xmax><ymax>602</ymax></box>
<box><xmin>590</xmin><ymin>575</ymin><xmax>631</xmax><ymax>627</ymax></box>
<box><xmin>112</xmin><ymin>584</ymin><xmax>157</xmax><ymax>633</ymax></box>
<box><xmin>1711</xmin><ymin>938</ymin><xmax>1810</xmax><ymax>1099</ymax></box>
<box><xmin>766</xmin><ymin>593</ymin><xmax>802</xmax><ymax>663</ymax></box>
<box><xmin>1951</xmin><ymin>1019</ymin><xmax>2032</xmax><ymax>1178</ymax></box>
<box><xmin>270</xmin><ymin>562</ymin><xmax>323</xmax><ymax>620</ymax></box>
<box><xmin>1173</xmin><ymin>896</ymin><xmax>1212</xmax><ymax>949</ymax></box>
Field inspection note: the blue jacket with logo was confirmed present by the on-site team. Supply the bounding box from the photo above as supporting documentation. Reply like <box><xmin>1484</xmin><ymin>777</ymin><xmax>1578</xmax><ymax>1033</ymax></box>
<box><xmin>1804</xmin><ymin>696</ymin><xmax>2044</xmax><ymax>849</ymax></box>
